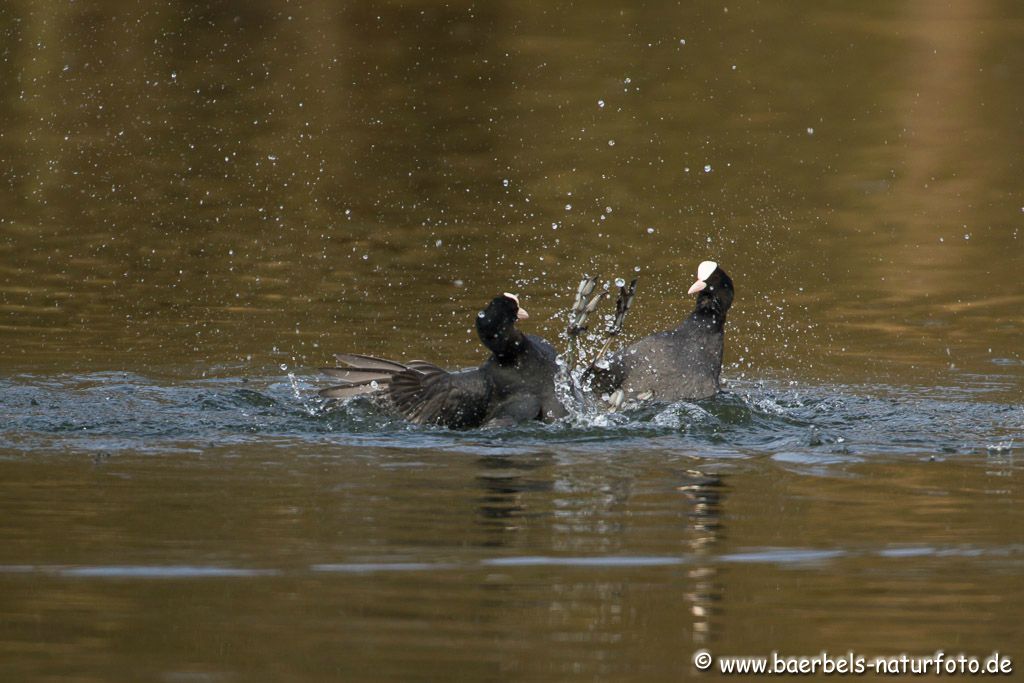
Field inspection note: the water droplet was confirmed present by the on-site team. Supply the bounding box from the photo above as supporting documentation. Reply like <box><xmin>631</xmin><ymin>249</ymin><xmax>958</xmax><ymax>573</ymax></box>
<box><xmin>964</xmin><ymin>233</ymin><xmax>971</xmax><ymax>240</ymax></box>
<box><xmin>679</xmin><ymin>38</ymin><xmax>686</xmax><ymax>45</ymax></box>
<box><xmin>624</xmin><ymin>77</ymin><xmax>632</xmax><ymax>84</ymax></box>
<box><xmin>597</xmin><ymin>99</ymin><xmax>605</xmax><ymax>108</ymax></box>
<box><xmin>279</xmin><ymin>363</ymin><xmax>288</xmax><ymax>371</ymax></box>
<box><xmin>806</xmin><ymin>127</ymin><xmax>815</xmax><ymax>135</ymax></box>
<box><xmin>646</xmin><ymin>227</ymin><xmax>655</xmax><ymax>234</ymax></box>
<box><xmin>634</xmin><ymin>266</ymin><xmax>641</xmax><ymax>272</ymax></box>
<box><xmin>615</xmin><ymin>277</ymin><xmax>626</xmax><ymax>287</ymax></box>
<box><xmin>608</xmin><ymin>140</ymin><xmax>616</xmax><ymax>147</ymax></box>
<box><xmin>703</xmin><ymin>164</ymin><xmax>712</xmax><ymax>173</ymax></box>
<box><xmin>605</xmin><ymin>206</ymin><xmax>613</xmax><ymax>214</ymax></box>
<box><xmin>565</xmin><ymin>204</ymin><xmax>572</xmax><ymax>211</ymax></box>
<box><xmin>502</xmin><ymin>178</ymin><xmax>509</xmax><ymax>187</ymax></box>
<box><xmin>435</xmin><ymin>239</ymin><xmax>443</xmax><ymax>247</ymax></box>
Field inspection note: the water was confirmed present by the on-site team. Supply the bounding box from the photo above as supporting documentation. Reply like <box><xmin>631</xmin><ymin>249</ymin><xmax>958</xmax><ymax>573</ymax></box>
<box><xmin>2</xmin><ymin>0</ymin><xmax>1024</xmax><ymax>680</ymax></box>
<box><xmin>4</xmin><ymin>372</ymin><xmax>1018</xmax><ymax>458</ymax></box>
<box><xmin>2</xmin><ymin>372</ymin><xmax>1021</xmax><ymax>679</ymax></box>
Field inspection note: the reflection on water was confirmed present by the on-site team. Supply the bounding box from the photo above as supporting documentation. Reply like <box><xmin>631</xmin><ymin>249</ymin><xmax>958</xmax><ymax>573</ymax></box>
<box><xmin>0</xmin><ymin>430</ymin><xmax>1021</xmax><ymax>680</ymax></box>
<box><xmin>1</xmin><ymin>372</ymin><xmax>1022</xmax><ymax>678</ymax></box>
<box><xmin>2</xmin><ymin>0</ymin><xmax>1023</xmax><ymax>680</ymax></box>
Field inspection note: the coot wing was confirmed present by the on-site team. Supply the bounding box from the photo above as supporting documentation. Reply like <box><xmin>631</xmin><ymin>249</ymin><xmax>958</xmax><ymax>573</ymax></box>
<box><xmin>388</xmin><ymin>365</ymin><xmax>492</xmax><ymax>429</ymax></box>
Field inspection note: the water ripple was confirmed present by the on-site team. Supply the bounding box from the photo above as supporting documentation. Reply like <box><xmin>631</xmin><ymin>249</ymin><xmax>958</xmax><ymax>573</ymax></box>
<box><xmin>3</xmin><ymin>544</ymin><xmax>1021</xmax><ymax>579</ymax></box>
<box><xmin>1</xmin><ymin>373</ymin><xmax>1020</xmax><ymax>462</ymax></box>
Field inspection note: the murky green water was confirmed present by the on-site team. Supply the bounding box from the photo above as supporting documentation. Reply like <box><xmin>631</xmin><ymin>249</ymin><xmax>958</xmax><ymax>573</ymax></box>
<box><xmin>2</xmin><ymin>1</ymin><xmax>1022</xmax><ymax>681</ymax></box>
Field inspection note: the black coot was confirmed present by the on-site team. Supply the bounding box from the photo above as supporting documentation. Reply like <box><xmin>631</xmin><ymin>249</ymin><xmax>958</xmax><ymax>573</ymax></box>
<box><xmin>321</xmin><ymin>293</ymin><xmax>566</xmax><ymax>428</ymax></box>
<box><xmin>587</xmin><ymin>261</ymin><xmax>734</xmax><ymax>401</ymax></box>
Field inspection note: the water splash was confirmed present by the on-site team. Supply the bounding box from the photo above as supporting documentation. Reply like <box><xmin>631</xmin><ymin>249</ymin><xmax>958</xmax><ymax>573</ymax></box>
<box><xmin>1</xmin><ymin>372</ymin><xmax>1021</xmax><ymax>462</ymax></box>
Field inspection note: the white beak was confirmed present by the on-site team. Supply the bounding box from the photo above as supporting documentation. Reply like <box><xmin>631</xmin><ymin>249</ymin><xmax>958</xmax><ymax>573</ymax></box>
<box><xmin>517</xmin><ymin>307</ymin><xmax>529</xmax><ymax>321</ymax></box>
<box><xmin>687</xmin><ymin>280</ymin><xmax>707</xmax><ymax>295</ymax></box>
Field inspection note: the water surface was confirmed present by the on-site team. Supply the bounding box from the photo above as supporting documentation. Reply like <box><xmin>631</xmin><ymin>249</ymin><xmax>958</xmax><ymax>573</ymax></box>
<box><xmin>1</xmin><ymin>0</ymin><xmax>1022</xmax><ymax>680</ymax></box>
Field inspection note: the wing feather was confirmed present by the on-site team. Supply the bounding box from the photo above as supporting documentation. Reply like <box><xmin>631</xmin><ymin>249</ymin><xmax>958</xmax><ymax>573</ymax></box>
<box><xmin>320</xmin><ymin>368</ymin><xmax>396</xmax><ymax>382</ymax></box>
<box><xmin>333</xmin><ymin>354</ymin><xmax>408</xmax><ymax>371</ymax></box>
<box><xmin>320</xmin><ymin>354</ymin><xmax>409</xmax><ymax>399</ymax></box>
<box><xmin>388</xmin><ymin>366</ymin><xmax>491</xmax><ymax>428</ymax></box>
<box><xmin>319</xmin><ymin>383</ymin><xmax>389</xmax><ymax>399</ymax></box>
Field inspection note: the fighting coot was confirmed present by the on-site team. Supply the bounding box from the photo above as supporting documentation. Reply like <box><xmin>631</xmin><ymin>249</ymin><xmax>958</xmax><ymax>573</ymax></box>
<box><xmin>587</xmin><ymin>261</ymin><xmax>734</xmax><ymax>401</ymax></box>
<box><xmin>321</xmin><ymin>293</ymin><xmax>566</xmax><ymax>428</ymax></box>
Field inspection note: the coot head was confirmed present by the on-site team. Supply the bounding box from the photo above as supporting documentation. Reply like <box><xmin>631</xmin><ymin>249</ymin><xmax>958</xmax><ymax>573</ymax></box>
<box><xmin>686</xmin><ymin>261</ymin><xmax>734</xmax><ymax>316</ymax></box>
<box><xmin>476</xmin><ymin>293</ymin><xmax>529</xmax><ymax>350</ymax></box>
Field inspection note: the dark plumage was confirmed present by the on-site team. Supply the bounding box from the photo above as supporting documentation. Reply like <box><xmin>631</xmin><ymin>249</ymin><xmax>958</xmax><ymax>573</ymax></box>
<box><xmin>320</xmin><ymin>294</ymin><xmax>566</xmax><ymax>428</ymax></box>
<box><xmin>587</xmin><ymin>261</ymin><xmax>734</xmax><ymax>401</ymax></box>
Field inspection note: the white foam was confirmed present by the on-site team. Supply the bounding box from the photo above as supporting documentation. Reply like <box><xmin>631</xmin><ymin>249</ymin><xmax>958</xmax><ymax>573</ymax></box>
<box><xmin>696</xmin><ymin>260</ymin><xmax>718</xmax><ymax>281</ymax></box>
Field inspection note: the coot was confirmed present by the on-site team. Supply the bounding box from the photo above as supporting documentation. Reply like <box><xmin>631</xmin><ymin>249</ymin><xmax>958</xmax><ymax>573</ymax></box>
<box><xmin>321</xmin><ymin>293</ymin><xmax>566</xmax><ymax>428</ymax></box>
<box><xmin>587</xmin><ymin>261</ymin><xmax>734</xmax><ymax>401</ymax></box>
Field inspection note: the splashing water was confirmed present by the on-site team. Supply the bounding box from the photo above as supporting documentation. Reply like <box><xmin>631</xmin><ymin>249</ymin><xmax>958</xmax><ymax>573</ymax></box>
<box><xmin>1</xmin><ymin>372</ymin><xmax>1018</xmax><ymax>462</ymax></box>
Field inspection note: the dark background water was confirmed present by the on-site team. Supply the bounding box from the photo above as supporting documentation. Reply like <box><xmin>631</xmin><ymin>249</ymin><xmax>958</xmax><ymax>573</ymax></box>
<box><xmin>1</xmin><ymin>1</ymin><xmax>1022</xmax><ymax>681</ymax></box>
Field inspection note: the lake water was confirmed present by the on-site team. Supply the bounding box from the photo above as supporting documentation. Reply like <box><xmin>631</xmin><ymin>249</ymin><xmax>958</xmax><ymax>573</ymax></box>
<box><xmin>1</xmin><ymin>1</ymin><xmax>1022</xmax><ymax>680</ymax></box>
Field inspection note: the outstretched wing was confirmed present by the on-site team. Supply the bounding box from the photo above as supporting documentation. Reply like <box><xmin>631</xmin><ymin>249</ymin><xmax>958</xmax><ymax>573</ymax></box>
<box><xmin>319</xmin><ymin>354</ymin><xmax>411</xmax><ymax>399</ymax></box>
<box><xmin>388</xmin><ymin>364</ymin><xmax>492</xmax><ymax>429</ymax></box>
